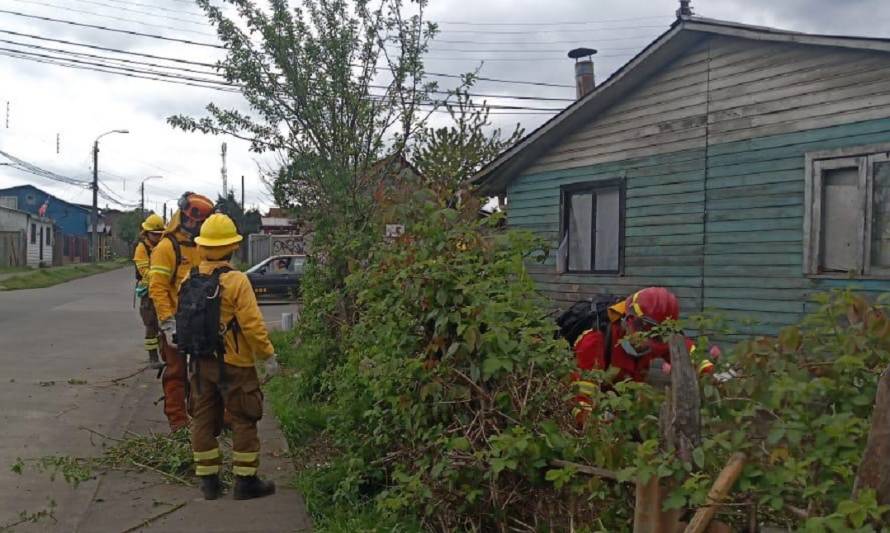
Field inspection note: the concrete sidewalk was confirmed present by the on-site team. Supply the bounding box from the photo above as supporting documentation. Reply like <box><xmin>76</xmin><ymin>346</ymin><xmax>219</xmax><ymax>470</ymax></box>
<box><xmin>0</xmin><ymin>268</ymin><xmax>311</xmax><ymax>532</ymax></box>
<box><xmin>74</xmin><ymin>370</ymin><xmax>312</xmax><ymax>533</ymax></box>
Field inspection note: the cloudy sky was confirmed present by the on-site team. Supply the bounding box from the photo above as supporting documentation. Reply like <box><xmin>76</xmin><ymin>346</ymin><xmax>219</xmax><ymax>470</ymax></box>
<box><xmin>1</xmin><ymin>0</ymin><xmax>888</xmax><ymax>214</ymax></box>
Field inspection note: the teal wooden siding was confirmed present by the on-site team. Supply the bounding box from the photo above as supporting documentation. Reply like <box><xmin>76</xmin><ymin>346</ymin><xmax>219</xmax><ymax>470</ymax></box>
<box><xmin>509</xmin><ymin>118</ymin><xmax>890</xmax><ymax>335</ymax></box>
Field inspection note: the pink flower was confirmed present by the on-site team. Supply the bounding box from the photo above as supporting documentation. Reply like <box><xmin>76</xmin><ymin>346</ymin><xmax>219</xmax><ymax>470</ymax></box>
<box><xmin>709</xmin><ymin>345</ymin><xmax>722</xmax><ymax>360</ymax></box>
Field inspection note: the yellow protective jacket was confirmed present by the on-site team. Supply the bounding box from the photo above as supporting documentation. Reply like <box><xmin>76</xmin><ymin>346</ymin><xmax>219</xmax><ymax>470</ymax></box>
<box><xmin>132</xmin><ymin>236</ymin><xmax>153</xmax><ymax>286</ymax></box>
<box><xmin>148</xmin><ymin>228</ymin><xmax>202</xmax><ymax>322</ymax></box>
<box><xmin>197</xmin><ymin>260</ymin><xmax>275</xmax><ymax>367</ymax></box>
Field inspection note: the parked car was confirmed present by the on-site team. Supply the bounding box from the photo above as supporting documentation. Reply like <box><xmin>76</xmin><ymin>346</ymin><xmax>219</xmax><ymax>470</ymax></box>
<box><xmin>246</xmin><ymin>254</ymin><xmax>306</xmax><ymax>299</ymax></box>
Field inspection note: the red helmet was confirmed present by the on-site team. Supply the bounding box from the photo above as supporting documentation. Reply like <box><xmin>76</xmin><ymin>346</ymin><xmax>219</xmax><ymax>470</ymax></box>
<box><xmin>625</xmin><ymin>287</ymin><xmax>680</xmax><ymax>326</ymax></box>
<box><xmin>178</xmin><ymin>192</ymin><xmax>214</xmax><ymax>223</ymax></box>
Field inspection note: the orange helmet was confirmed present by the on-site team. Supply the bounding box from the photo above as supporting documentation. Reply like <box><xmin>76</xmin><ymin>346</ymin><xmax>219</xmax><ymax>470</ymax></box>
<box><xmin>178</xmin><ymin>192</ymin><xmax>214</xmax><ymax>223</ymax></box>
<box><xmin>625</xmin><ymin>287</ymin><xmax>680</xmax><ymax>330</ymax></box>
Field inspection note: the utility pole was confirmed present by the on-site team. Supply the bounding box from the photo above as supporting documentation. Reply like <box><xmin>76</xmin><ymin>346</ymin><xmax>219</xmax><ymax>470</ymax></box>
<box><xmin>221</xmin><ymin>142</ymin><xmax>228</xmax><ymax>198</ymax></box>
<box><xmin>163</xmin><ymin>202</ymin><xmax>167</xmax><ymax>223</ymax></box>
<box><xmin>91</xmin><ymin>129</ymin><xmax>129</xmax><ymax>262</ymax></box>
<box><xmin>139</xmin><ymin>176</ymin><xmax>161</xmax><ymax>216</ymax></box>
<box><xmin>92</xmin><ymin>140</ymin><xmax>99</xmax><ymax>263</ymax></box>
<box><xmin>241</xmin><ymin>175</ymin><xmax>245</xmax><ymax>210</ymax></box>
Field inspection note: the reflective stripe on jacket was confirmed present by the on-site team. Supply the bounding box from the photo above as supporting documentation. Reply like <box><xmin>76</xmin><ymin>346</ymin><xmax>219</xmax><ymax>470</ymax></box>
<box><xmin>148</xmin><ymin>230</ymin><xmax>201</xmax><ymax>321</ymax></box>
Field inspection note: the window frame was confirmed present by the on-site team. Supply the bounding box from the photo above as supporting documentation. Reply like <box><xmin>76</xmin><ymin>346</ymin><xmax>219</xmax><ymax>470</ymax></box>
<box><xmin>804</xmin><ymin>143</ymin><xmax>890</xmax><ymax>279</ymax></box>
<box><xmin>559</xmin><ymin>178</ymin><xmax>625</xmax><ymax>275</ymax></box>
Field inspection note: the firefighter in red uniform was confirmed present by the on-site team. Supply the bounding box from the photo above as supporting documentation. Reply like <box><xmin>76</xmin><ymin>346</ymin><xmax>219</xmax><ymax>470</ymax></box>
<box><xmin>565</xmin><ymin>287</ymin><xmax>714</xmax><ymax>424</ymax></box>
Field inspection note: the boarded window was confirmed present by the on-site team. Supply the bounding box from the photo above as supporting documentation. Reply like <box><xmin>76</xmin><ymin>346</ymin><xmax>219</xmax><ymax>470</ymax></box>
<box><xmin>872</xmin><ymin>161</ymin><xmax>890</xmax><ymax>270</ymax></box>
<box><xmin>560</xmin><ymin>181</ymin><xmax>623</xmax><ymax>273</ymax></box>
<box><xmin>806</xmin><ymin>149</ymin><xmax>890</xmax><ymax>277</ymax></box>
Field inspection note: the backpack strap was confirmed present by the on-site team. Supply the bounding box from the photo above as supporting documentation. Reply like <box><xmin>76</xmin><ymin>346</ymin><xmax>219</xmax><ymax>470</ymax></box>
<box><xmin>165</xmin><ymin>234</ymin><xmax>182</xmax><ymax>287</ymax></box>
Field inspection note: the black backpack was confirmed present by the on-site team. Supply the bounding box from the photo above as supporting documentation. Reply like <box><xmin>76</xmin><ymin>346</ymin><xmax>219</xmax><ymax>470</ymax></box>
<box><xmin>175</xmin><ymin>266</ymin><xmax>233</xmax><ymax>360</ymax></box>
<box><xmin>556</xmin><ymin>294</ymin><xmax>623</xmax><ymax>366</ymax></box>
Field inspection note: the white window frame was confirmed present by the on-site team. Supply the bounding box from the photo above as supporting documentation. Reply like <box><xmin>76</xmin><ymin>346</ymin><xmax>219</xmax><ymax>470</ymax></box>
<box><xmin>804</xmin><ymin>143</ymin><xmax>890</xmax><ymax>278</ymax></box>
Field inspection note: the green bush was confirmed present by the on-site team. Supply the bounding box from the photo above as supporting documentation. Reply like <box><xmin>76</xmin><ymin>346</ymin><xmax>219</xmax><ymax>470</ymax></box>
<box><xmin>273</xmin><ymin>190</ymin><xmax>890</xmax><ymax>530</ymax></box>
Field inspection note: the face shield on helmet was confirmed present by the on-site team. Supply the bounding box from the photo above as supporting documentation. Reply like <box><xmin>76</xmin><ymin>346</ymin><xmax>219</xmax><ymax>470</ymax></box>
<box><xmin>620</xmin><ymin>287</ymin><xmax>681</xmax><ymax>358</ymax></box>
<box><xmin>177</xmin><ymin>192</ymin><xmax>214</xmax><ymax>236</ymax></box>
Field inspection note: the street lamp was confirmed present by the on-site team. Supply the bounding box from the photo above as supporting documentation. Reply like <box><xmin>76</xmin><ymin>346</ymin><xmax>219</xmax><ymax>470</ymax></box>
<box><xmin>92</xmin><ymin>129</ymin><xmax>129</xmax><ymax>263</ymax></box>
<box><xmin>140</xmin><ymin>175</ymin><xmax>162</xmax><ymax>215</ymax></box>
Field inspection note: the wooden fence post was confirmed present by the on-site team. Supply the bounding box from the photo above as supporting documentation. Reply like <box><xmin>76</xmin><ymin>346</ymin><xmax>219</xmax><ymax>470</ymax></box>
<box><xmin>854</xmin><ymin>364</ymin><xmax>890</xmax><ymax>504</ymax></box>
<box><xmin>634</xmin><ymin>335</ymin><xmax>702</xmax><ymax>533</ymax></box>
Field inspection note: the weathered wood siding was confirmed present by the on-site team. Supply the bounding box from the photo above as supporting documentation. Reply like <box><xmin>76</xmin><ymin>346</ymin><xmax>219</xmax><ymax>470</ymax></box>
<box><xmin>509</xmin><ymin>34</ymin><xmax>890</xmax><ymax>335</ymax></box>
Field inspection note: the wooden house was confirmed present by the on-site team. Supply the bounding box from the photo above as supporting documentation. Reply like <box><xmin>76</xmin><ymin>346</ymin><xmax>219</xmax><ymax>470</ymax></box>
<box><xmin>475</xmin><ymin>15</ymin><xmax>890</xmax><ymax>337</ymax></box>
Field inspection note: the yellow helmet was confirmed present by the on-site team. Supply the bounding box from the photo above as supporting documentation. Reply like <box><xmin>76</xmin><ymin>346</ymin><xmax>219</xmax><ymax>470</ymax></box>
<box><xmin>194</xmin><ymin>213</ymin><xmax>243</xmax><ymax>247</ymax></box>
<box><xmin>141</xmin><ymin>213</ymin><xmax>165</xmax><ymax>232</ymax></box>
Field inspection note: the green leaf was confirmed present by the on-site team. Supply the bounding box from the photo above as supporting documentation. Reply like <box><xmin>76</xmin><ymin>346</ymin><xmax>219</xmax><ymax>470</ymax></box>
<box><xmin>482</xmin><ymin>356</ymin><xmax>503</xmax><ymax>377</ymax></box>
<box><xmin>450</xmin><ymin>437</ymin><xmax>470</xmax><ymax>451</ymax></box>
<box><xmin>693</xmin><ymin>447</ymin><xmax>705</xmax><ymax>469</ymax></box>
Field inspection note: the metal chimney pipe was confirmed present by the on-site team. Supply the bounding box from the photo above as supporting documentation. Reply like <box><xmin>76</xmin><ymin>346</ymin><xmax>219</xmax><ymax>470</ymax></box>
<box><xmin>568</xmin><ymin>48</ymin><xmax>597</xmax><ymax>99</ymax></box>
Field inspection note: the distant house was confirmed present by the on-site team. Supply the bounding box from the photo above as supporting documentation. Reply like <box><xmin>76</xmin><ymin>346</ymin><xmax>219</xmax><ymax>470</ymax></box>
<box><xmin>475</xmin><ymin>15</ymin><xmax>890</xmax><ymax>337</ymax></box>
<box><xmin>0</xmin><ymin>185</ymin><xmax>108</xmax><ymax>263</ymax></box>
<box><xmin>260</xmin><ymin>207</ymin><xmax>301</xmax><ymax>235</ymax></box>
<box><xmin>0</xmin><ymin>205</ymin><xmax>54</xmax><ymax>267</ymax></box>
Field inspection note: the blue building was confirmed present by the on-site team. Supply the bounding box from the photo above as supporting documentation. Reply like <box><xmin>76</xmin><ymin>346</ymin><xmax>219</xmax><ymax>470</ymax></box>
<box><xmin>0</xmin><ymin>184</ymin><xmax>94</xmax><ymax>236</ymax></box>
<box><xmin>0</xmin><ymin>185</ymin><xmax>108</xmax><ymax>262</ymax></box>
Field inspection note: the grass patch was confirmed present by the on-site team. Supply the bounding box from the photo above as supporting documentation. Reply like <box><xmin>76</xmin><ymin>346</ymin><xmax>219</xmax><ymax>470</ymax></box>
<box><xmin>0</xmin><ymin>260</ymin><xmax>127</xmax><ymax>290</ymax></box>
<box><xmin>267</xmin><ymin>330</ymin><xmax>419</xmax><ymax>533</ymax></box>
<box><xmin>0</xmin><ymin>265</ymin><xmax>29</xmax><ymax>275</ymax></box>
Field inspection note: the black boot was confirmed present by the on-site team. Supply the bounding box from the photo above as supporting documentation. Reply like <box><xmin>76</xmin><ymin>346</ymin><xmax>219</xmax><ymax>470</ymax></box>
<box><xmin>199</xmin><ymin>474</ymin><xmax>222</xmax><ymax>500</ymax></box>
<box><xmin>233</xmin><ymin>476</ymin><xmax>276</xmax><ymax>500</ymax></box>
<box><xmin>148</xmin><ymin>349</ymin><xmax>163</xmax><ymax>370</ymax></box>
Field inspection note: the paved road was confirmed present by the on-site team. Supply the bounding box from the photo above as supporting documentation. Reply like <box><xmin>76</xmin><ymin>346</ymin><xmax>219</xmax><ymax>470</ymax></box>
<box><xmin>0</xmin><ymin>267</ymin><xmax>309</xmax><ymax>532</ymax></box>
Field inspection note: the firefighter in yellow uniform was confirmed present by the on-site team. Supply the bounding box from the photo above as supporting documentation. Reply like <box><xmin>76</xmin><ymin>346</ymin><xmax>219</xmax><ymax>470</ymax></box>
<box><xmin>133</xmin><ymin>213</ymin><xmax>165</xmax><ymax>369</ymax></box>
<box><xmin>188</xmin><ymin>213</ymin><xmax>279</xmax><ymax>500</ymax></box>
<box><xmin>148</xmin><ymin>192</ymin><xmax>215</xmax><ymax>431</ymax></box>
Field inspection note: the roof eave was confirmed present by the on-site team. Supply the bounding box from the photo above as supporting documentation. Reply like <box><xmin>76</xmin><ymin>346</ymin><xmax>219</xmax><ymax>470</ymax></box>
<box><xmin>473</xmin><ymin>16</ymin><xmax>890</xmax><ymax>195</ymax></box>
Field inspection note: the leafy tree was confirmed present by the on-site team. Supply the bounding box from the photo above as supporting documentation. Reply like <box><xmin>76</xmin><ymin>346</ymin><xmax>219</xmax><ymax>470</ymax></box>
<box><xmin>413</xmin><ymin>75</ymin><xmax>525</xmax><ymax>196</ymax></box>
<box><xmin>169</xmin><ymin>0</ymin><xmax>439</xmax><ymax>227</ymax></box>
<box><xmin>117</xmin><ymin>210</ymin><xmax>144</xmax><ymax>249</ymax></box>
<box><xmin>215</xmin><ymin>192</ymin><xmax>261</xmax><ymax>236</ymax></box>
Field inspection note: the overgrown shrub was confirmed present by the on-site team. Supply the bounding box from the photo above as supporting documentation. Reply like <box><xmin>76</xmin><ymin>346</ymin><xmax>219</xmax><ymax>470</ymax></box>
<box><xmin>278</xmin><ymin>193</ymin><xmax>890</xmax><ymax>530</ymax></box>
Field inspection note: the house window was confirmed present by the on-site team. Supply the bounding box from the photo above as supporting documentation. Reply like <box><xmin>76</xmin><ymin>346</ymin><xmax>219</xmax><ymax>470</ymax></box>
<box><xmin>559</xmin><ymin>180</ymin><xmax>624</xmax><ymax>273</ymax></box>
<box><xmin>45</xmin><ymin>228</ymin><xmax>51</xmax><ymax>246</ymax></box>
<box><xmin>30</xmin><ymin>223</ymin><xmax>36</xmax><ymax>244</ymax></box>
<box><xmin>805</xmin><ymin>147</ymin><xmax>890</xmax><ymax>277</ymax></box>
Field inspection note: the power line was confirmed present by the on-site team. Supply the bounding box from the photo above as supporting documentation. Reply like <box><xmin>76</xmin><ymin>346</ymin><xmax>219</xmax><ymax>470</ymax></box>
<box><xmin>0</xmin><ymin>32</ymin><xmax>575</xmax><ymax>99</ymax></box>
<box><xmin>0</xmin><ymin>49</ymin><xmax>241</xmax><ymax>93</ymax></box>
<box><xmin>8</xmin><ymin>0</ymin><xmax>216</xmax><ymax>37</ymax></box>
<box><xmin>0</xmin><ymin>38</ymin><xmax>223</xmax><ymax>78</ymax></box>
<box><xmin>0</xmin><ymin>46</ymin><xmax>235</xmax><ymax>87</ymax></box>
<box><xmin>0</xmin><ymin>148</ymin><xmax>90</xmax><ymax>186</ymax></box>
<box><xmin>0</xmin><ymin>29</ymin><xmax>220</xmax><ymax>68</ymax></box>
<box><xmin>72</xmin><ymin>0</ymin><xmax>206</xmax><ymax>20</ymax></box>
<box><xmin>437</xmin><ymin>24</ymin><xmax>667</xmax><ymax>35</ymax></box>
<box><xmin>0</xmin><ymin>48</ymin><xmax>564</xmax><ymax>112</ymax></box>
<box><xmin>434</xmin><ymin>15</ymin><xmax>671</xmax><ymax>26</ymax></box>
<box><xmin>0</xmin><ymin>8</ymin><xmax>224</xmax><ymax>48</ymax></box>
<box><xmin>66</xmin><ymin>0</ymin><xmax>209</xmax><ymax>26</ymax></box>
<box><xmin>0</xmin><ymin>10</ymin><xmax>579</xmax><ymax>88</ymax></box>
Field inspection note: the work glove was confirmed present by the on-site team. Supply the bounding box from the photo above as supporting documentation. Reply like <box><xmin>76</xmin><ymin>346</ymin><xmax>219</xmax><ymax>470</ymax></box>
<box><xmin>135</xmin><ymin>284</ymin><xmax>148</xmax><ymax>299</ymax></box>
<box><xmin>160</xmin><ymin>318</ymin><xmax>177</xmax><ymax>348</ymax></box>
<box><xmin>263</xmin><ymin>355</ymin><xmax>280</xmax><ymax>379</ymax></box>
